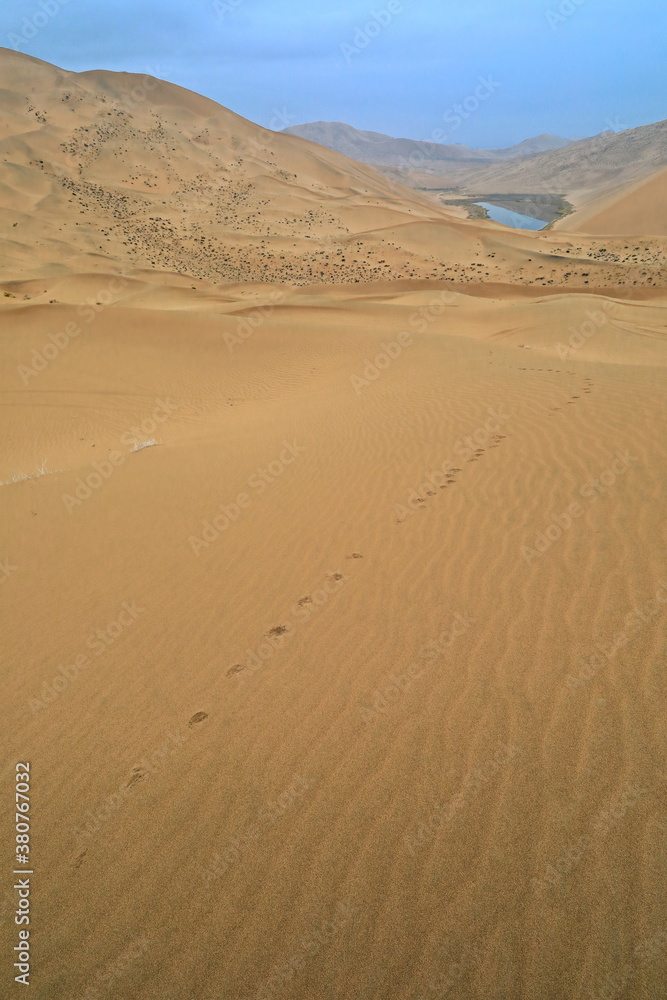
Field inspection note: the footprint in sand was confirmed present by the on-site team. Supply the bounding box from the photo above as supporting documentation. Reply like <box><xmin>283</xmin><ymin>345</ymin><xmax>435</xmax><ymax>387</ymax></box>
<box><xmin>127</xmin><ymin>767</ymin><xmax>147</xmax><ymax>787</ymax></box>
<box><xmin>297</xmin><ymin>596</ymin><xmax>313</xmax><ymax>607</ymax></box>
<box><xmin>347</xmin><ymin>553</ymin><xmax>364</xmax><ymax>559</ymax></box>
<box><xmin>189</xmin><ymin>711</ymin><xmax>209</xmax><ymax>727</ymax></box>
<box><xmin>328</xmin><ymin>573</ymin><xmax>344</xmax><ymax>582</ymax></box>
<box><xmin>266</xmin><ymin>625</ymin><xmax>288</xmax><ymax>637</ymax></box>
<box><xmin>227</xmin><ymin>663</ymin><xmax>245</xmax><ymax>676</ymax></box>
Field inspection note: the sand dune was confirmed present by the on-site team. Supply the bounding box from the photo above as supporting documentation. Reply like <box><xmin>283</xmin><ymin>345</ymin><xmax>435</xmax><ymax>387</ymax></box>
<box><xmin>2</xmin><ymin>50</ymin><xmax>667</xmax><ymax>1000</ymax></box>
<box><xmin>555</xmin><ymin>165</ymin><xmax>667</xmax><ymax>237</ymax></box>
<box><xmin>1</xmin><ymin>48</ymin><xmax>665</xmax><ymax>292</ymax></box>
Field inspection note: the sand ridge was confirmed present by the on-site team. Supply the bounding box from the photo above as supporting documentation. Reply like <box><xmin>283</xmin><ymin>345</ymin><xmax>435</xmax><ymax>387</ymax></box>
<box><xmin>1</xmin><ymin>49</ymin><xmax>666</xmax><ymax>1000</ymax></box>
<box><xmin>1</xmin><ymin>48</ymin><xmax>666</xmax><ymax>291</ymax></box>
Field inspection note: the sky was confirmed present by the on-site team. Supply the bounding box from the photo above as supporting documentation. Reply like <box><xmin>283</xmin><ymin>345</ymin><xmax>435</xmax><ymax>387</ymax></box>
<box><xmin>1</xmin><ymin>0</ymin><xmax>665</xmax><ymax>148</ymax></box>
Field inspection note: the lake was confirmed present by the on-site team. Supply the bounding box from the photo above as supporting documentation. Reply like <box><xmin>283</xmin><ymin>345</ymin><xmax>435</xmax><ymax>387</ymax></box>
<box><xmin>476</xmin><ymin>202</ymin><xmax>546</xmax><ymax>231</ymax></box>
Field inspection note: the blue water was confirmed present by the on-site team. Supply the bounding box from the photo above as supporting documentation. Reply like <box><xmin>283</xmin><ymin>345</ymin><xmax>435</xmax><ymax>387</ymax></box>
<box><xmin>476</xmin><ymin>202</ymin><xmax>546</xmax><ymax>231</ymax></box>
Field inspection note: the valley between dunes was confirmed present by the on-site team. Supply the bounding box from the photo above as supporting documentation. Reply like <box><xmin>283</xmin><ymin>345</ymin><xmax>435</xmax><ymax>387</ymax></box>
<box><xmin>1</xmin><ymin>50</ymin><xmax>666</xmax><ymax>1000</ymax></box>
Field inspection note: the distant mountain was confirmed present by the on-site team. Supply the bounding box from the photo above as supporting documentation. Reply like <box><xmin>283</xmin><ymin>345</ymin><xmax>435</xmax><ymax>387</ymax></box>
<box><xmin>503</xmin><ymin>132</ymin><xmax>586</xmax><ymax>157</ymax></box>
<box><xmin>423</xmin><ymin>119</ymin><xmax>667</xmax><ymax>201</ymax></box>
<box><xmin>281</xmin><ymin>121</ymin><xmax>582</xmax><ymax>168</ymax></box>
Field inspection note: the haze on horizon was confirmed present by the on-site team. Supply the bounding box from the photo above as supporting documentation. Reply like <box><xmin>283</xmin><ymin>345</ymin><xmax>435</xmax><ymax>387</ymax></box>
<box><xmin>1</xmin><ymin>0</ymin><xmax>665</xmax><ymax>149</ymax></box>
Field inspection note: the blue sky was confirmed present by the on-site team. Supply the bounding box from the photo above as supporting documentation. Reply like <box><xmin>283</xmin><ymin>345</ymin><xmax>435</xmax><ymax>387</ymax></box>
<box><xmin>2</xmin><ymin>0</ymin><xmax>665</xmax><ymax>148</ymax></box>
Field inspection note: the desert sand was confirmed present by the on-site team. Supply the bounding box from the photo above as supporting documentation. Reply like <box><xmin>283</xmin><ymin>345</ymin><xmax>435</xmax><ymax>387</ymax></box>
<box><xmin>2</xmin><ymin>50</ymin><xmax>666</xmax><ymax>1000</ymax></box>
<box><xmin>555</xmin><ymin>165</ymin><xmax>667</xmax><ymax>237</ymax></box>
